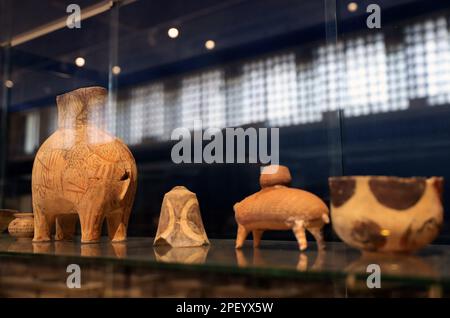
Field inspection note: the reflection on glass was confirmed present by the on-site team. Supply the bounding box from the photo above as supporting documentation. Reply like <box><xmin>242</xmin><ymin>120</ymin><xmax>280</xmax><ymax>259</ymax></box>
<box><xmin>9</xmin><ymin>239</ymin><xmax>33</xmax><ymax>253</ymax></box>
<box><xmin>153</xmin><ymin>246</ymin><xmax>210</xmax><ymax>265</ymax></box>
<box><xmin>13</xmin><ymin>14</ymin><xmax>450</xmax><ymax>153</ymax></box>
<box><xmin>235</xmin><ymin>248</ymin><xmax>325</xmax><ymax>272</ymax></box>
<box><xmin>346</xmin><ymin>253</ymin><xmax>438</xmax><ymax>280</ymax></box>
<box><xmin>54</xmin><ymin>241</ymin><xmax>79</xmax><ymax>255</ymax></box>
<box><xmin>32</xmin><ymin>242</ymin><xmax>53</xmax><ymax>254</ymax></box>
<box><xmin>81</xmin><ymin>243</ymin><xmax>103</xmax><ymax>257</ymax></box>
<box><xmin>110</xmin><ymin>242</ymin><xmax>127</xmax><ymax>258</ymax></box>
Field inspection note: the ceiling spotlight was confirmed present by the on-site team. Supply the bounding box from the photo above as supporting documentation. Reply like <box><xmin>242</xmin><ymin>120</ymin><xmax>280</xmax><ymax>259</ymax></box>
<box><xmin>75</xmin><ymin>57</ymin><xmax>85</xmax><ymax>67</ymax></box>
<box><xmin>347</xmin><ymin>2</ymin><xmax>358</xmax><ymax>12</ymax></box>
<box><xmin>205</xmin><ymin>40</ymin><xmax>215</xmax><ymax>50</ymax></box>
<box><xmin>4</xmin><ymin>80</ymin><xmax>14</xmax><ymax>88</ymax></box>
<box><xmin>112</xmin><ymin>65</ymin><xmax>121</xmax><ymax>75</ymax></box>
<box><xmin>168</xmin><ymin>27</ymin><xmax>179</xmax><ymax>39</ymax></box>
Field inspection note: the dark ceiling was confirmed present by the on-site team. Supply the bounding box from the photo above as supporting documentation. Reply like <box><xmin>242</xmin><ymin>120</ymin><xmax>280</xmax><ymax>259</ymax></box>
<box><xmin>1</xmin><ymin>0</ymin><xmax>449</xmax><ymax>110</ymax></box>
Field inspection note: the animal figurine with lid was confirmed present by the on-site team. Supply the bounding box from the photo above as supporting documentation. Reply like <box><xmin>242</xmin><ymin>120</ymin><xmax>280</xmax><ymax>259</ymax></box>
<box><xmin>233</xmin><ymin>165</ymin><xmax>329</xmax><ymax>251</ymax></box>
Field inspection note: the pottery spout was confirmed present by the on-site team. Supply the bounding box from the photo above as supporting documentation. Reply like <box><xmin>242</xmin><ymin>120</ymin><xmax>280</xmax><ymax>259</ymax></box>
<box><xmin>56</xmin><ymin>86</ymin><xmax>107</xmax><ymax>129</ymax></box>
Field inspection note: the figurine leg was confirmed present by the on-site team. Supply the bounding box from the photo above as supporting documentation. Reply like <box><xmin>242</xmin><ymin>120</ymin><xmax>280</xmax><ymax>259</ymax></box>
<box><xmin>252</xmin><ymin>230</ymin><xmax>264</xmax><ymax>248</ymax></box>
<box><xmin>107</xmin><ymin>210</ymin><xmax>128</xmax><ymax>242</ymax></box>
<box><xmin>235</xmin><ymin>223</ymin><xmax>249</xmax><ymax>249</ymax></box>
<box><xmin>78</xmin><ymin>195</ymin><xmax>106</xmax><ymax>243</ymax></box>
<box><xmin>307</xmin><ymin>227</ymin><xmax>325</xmax><ymax>250</ymax></box>
<box><xmin>79</xmin><ymin>208</ymin><xmax>105</xmax><ymax>243</ymax></box>
<box><xmin>32</xmin><ymin>203</ymin><xmax>54</xmax><ymax>242</ymax></box>
<box><xmin>55</xmin><ymin>214</ymin><xmax>78</xmax><ymax>241</ymax></box>
<box><xmin>108</xmin><ymin>187</ymin><xmax>134</xmax><ymax>242</ymax></box>
<box><xmin>293</xmin><ymin>220</ymin><xmax>307</xmax><ymax>251</ymax></box>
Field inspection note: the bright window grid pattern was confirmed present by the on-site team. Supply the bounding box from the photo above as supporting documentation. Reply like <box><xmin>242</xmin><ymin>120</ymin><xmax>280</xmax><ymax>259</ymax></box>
<box><xmin>22</xmin><ymin>15</ymin><xmax>450</xmax><ymax>151</ymax></box>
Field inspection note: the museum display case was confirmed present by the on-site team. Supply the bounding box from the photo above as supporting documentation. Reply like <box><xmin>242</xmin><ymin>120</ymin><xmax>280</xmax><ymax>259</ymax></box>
<box><xmin>1</xmin><ymin>0</ymin><xmax>450</xmax><ymax>298</ymax></box>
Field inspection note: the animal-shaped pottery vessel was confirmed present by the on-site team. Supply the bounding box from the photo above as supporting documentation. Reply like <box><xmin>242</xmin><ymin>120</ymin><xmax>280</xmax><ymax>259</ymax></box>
<box><xmin>329</xmin><ymin>176</ymin><xmax>444</xmax><ymax>253</ymax></box>
<box><xmin>32</xmin><ymin>87</ymin><xmax>137</xmax><ymax>243</ymax></box>
<box><xmin>234</xmin><ymin>165</ymin><xmax>329</xmax><ymax>251</ymax></box>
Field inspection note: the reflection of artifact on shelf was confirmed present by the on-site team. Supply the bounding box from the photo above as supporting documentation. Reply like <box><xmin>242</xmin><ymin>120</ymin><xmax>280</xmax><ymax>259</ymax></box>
<box><xmin>109</xmin><ymin>242</ymin><xmax>127</xmax><ymax>258</ymax></box>
<box><xmin>0</xmin><ymin>209</ymin><xmax>17</xmax><ymax>233</ymax></box>
<box><xmin>8</xmin><ymin>213</ymin><xmax>34</xmax><ymax>240</ymax></box>
<box><xmin>81</xmin><ymin>243</ymin><xmax>103</xmax><ymax>257</ymax></box>
<box><xmin>234</xmin><ymin>165</ymin><xmax>329</xmax><ymax>251</ymax></box>
<box><xmin>0</xmin><ymin>239</ymin><xmax>12</xmax><ymax>251</ymax></box>
<box><xmin>8</xmin><ymin>239</ymin><xmax>33</xmax><ymax>253</ymax></box>
<box><xmin>53</xmin><ymin>241</ymin><xmax>79</xmax><ymax>255</ymax></box>
<box><xmin>154</xmin><ymin>245</ymin><xmax>210</xmax><ymax>264</ymax></box>
<box><xmin>345</xmin><ymin>253</ymin><xmax>439</xmax><ymax>295</ymax></box>
<box><xmin>33</xmin><ymin>242</ymin><xmax>53</xmax><ymax>254</ymax></box>
<box><xmin>154</xmin><ymin>186</ymin><xmax>209</xmax><ymax>247</ymax></box>
<box><xmin>235</xmin><ymin>248</ymin><xmax>325</xmax><ymax>272</ymax></box>
<box><xmin>33</xmin><ymin>240</ymin><xmax>128</xmax><ymax>258</ymax></box>
<box><xmin>346</xmin><ymin>252</ymin><xmax>438</xmax><ymax>280</ymax></box>
<box><xmin>329</xmin><ymin>176</ymin><xmax>444</xmax><ymax>253</ymax></box>
<box><xmin>31</xmin><ymin>87</ymin><xmax>137</xmax><ymax>244</ymax></box>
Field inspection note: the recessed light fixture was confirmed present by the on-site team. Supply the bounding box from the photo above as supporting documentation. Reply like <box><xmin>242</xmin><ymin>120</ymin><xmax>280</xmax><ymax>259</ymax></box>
<box><xmin>75</xmin><ymin>57</ymin><xmax>85</xmax><ymax>67</ymax></box>
<box><xmin>168</xmin><ymin>27</ymin><xmax>179</xmax><ymax>39</ymax></box>
<box><xmin>205</xmin><ymin>40</ymin><xmax>215</xmax><ymax>50</ymax></box>
<box><xmin>4</xmin><ymin>80</ymin><xmax>14</xmax><ymax>88</ymax></box>
<box><xmin>112</xmin><ymin>65</ymin><xmax>121</xmax><ymax>75</ymax></box>
<box><xmin>347</xmin><ymin>2</ymin><xmax>358</xmax><ymax>12</ymax></box>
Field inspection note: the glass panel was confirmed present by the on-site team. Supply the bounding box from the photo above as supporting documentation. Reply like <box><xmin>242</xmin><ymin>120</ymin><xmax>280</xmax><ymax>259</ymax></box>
<box><xmin>1</xmin><ymin>0</ymin><xmax>450</xmax><ymax>297</ymax></box>
<box><xmin>333</xmin><ymin>1</ymin><xmax>450</xmax><ymax>244</ymax></box>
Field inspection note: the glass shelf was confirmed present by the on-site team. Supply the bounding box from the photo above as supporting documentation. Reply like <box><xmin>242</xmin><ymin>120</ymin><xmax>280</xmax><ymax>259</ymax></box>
<box><xmin>1</xmin><ymin>235</ymin><xmax>449</xmax><ymax>288</ymax></box>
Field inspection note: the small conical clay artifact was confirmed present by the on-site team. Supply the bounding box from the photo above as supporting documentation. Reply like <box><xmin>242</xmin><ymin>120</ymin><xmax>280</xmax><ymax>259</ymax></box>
<box><xmin>234</xmin><ymin>165</ymin><xmax>329</xmax><ymax>251</ymax></box>
<box><xmin>32</xmin><ymin>87</ymin><xmax>137</xmax><ymax>243</ymax></box>
<box><xmin>154</xmin><ymin>186</ymin><xmax>209</xmax><ymax>247</ymax></box>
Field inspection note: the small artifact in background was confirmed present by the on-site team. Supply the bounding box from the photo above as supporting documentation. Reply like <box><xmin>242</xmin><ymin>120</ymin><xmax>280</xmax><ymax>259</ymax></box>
<box><xmin>0</xmin><ymin>209</ymin><xmax>17</xmax><ymax>233</ymax></box>
<box><xmin>154</xmin><ymin>186</ymin><xmax>209</xmax><ymax>247</ymax></box>
<box><xmin>8</xmin><ymin>213</ymin><xmax>34</xmax><ymax>240</ymax></box>
<box><xmin>234</xmin><ymin>165</ymin><xmax>330</xmax><ymax>251</ymax></box>
<box><xmin>31</xmin><ymin>87</ymin><xmax>137</xmax><ymax>243</ymax></box>
<box><xmin>329</xmin><ymin>176</ymin><xmax>444</xmax><ymax>253</ymax></box>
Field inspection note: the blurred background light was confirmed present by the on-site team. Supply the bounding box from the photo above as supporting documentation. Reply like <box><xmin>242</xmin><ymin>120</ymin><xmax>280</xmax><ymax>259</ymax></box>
<box><xmin>205</xmin><ymin>40</ymin><xmax>215</xmax><ymax>50</ymax></box>
<box><xmin>347</xmin><ymin>2</ymin><xmax>358</xmax><ymax>12</ymax></box>
<box><xmin>4</xmin><ymin>80</ymin><xmax>14</xmax><ymax>88</ymax></box>
<box><xmin>75</xmin><ymin>57</ymin><xmax>85</xmax><ymax>67</ymax></box>
<box><xmin>168</xmin><ymin>27</ymin><xmax>179</xmax><ymax>38</ymax></box>
<box><xmin>112</xmin><ymin>65</ymin><xmax>121</xmax><ymax>75</ymax></box>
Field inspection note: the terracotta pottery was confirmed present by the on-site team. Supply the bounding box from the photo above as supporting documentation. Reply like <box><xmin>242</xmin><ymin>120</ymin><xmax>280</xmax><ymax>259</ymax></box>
<box><xmin>8</xmin><ymin>213</ymin><xmax>34</xmax><ymax>240</ymax></box>
<box><xmin>154</xmin><ymin>186</ymin><xmax>209</xmax><ymax>247</ymax></box>
<box><xmin>31</xmin><ymin>87</ymin><xmax>137</xmax><ymax>243</ymax></box>
<box><xmin>234</xmin><ymin>165</ymin><xmax>330</xmax><ymax>251</ymax></box>
<box><xmin>329</xmin><ymin>176</ymin><xmax>444</xmax><ymax>253</ymax></box>
<box><xmin>0</xmin><ymin>209</ymin><xmax>17</xmax><ymax>233</ymax></box>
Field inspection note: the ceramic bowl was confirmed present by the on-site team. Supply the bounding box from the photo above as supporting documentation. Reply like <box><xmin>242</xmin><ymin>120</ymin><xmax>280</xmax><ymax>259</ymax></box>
<box><xmin>0</xmin><ymin>209</ymin><xmax>17</xmax><ymax>233</ymax></box>
<box><xmin>329</xmin><ymin>176</ymin><xmax>444</xmax><ymax>253</ymax></box>
<box><xmin>8</xmin><ymin>212</ymin><xmax>34</xmax><ymax>240</ymax></box>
